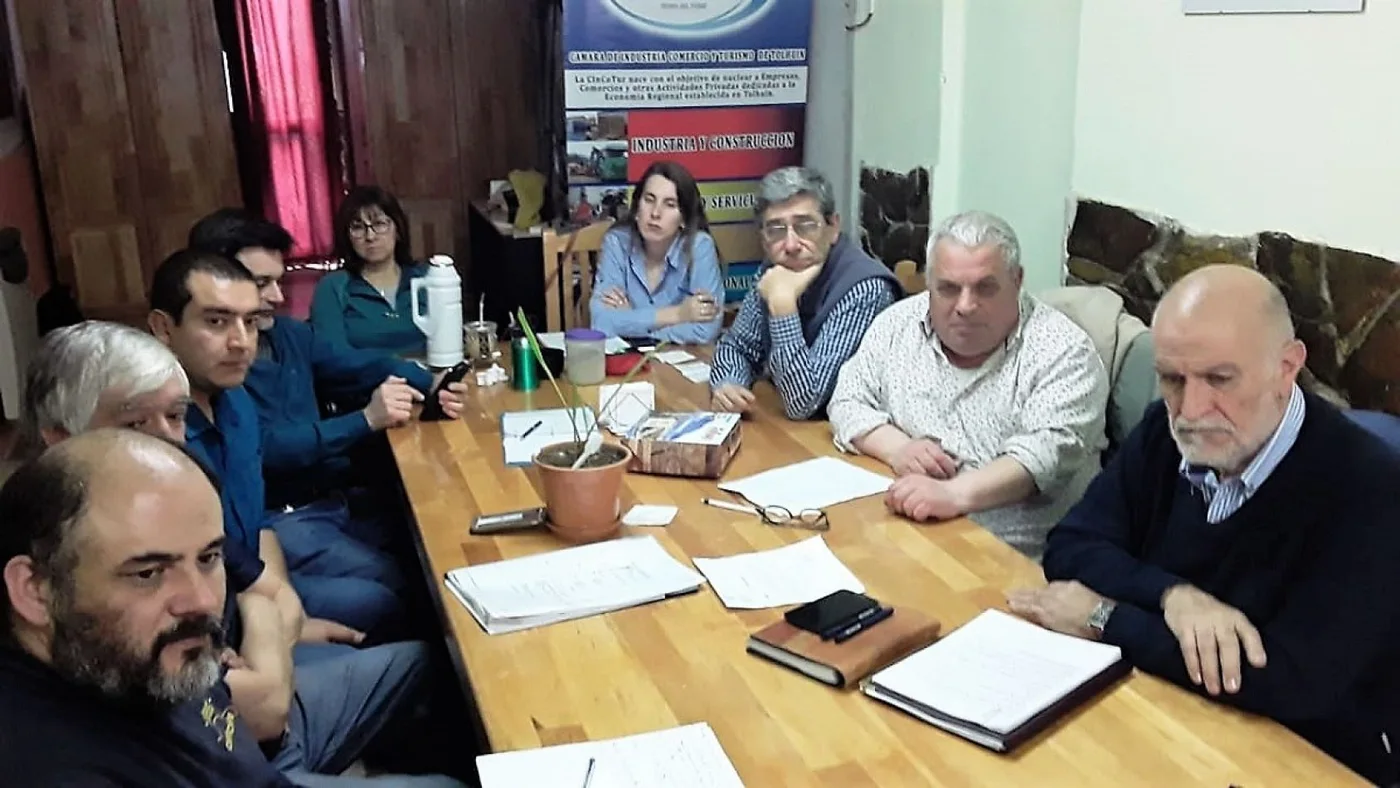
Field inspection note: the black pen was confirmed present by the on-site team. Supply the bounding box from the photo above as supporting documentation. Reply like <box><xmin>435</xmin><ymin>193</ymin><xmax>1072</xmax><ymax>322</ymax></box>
<box><xmin>520</xmin><ymin>420</ymin><xmax>544</xmax><ymax>439</ymax></box>
<box><xmin>819</xmin><ymin>604</ymin><xmax>884</xmax><ymax>640</ymax></box>
<box><xmin>834</xmin><ymin>606</ymin><xmax>893</xmax><ymax>643</ymax></box>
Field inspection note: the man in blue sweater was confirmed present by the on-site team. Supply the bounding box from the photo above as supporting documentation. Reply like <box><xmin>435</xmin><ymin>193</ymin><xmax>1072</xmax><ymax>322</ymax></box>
<box><xmin>1009</xmin><ymin>265</ymin><xmax>1400</xmax><ymax>784</ymax></box>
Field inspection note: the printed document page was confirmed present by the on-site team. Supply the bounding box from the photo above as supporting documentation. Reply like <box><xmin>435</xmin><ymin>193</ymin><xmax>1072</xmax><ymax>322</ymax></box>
<box><xmin>501</xmin><ymin>407</ymin><xmax>595</xmax><ymax>466</ymax></box>
<box><xmin>444</xmin><ymin>536</ymin><xmax>705</xmax><ymax>633</ymax></box>
<box><xmin>477</xmin><ymin>723</ymin><xmax>745</xmax><ymax>788</ymax></box>
<box><xmin>718</xmin><ymin>456</ymin><xmax>892</xmax><ymax>512</ymax></box>
<box><xmin>692</xmin><ymin>536</ymin><xmax>865</xmax><ymax>609</ymax></box>
<box><xmin>867</xmin><ymin>609</ymin><xmax>1123</xmax><ymax>734</ymax></box>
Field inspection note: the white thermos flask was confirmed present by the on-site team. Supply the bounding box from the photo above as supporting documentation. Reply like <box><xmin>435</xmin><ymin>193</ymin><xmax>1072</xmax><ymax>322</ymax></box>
<box><xmin>410</xmin><ymin>254</ymin><xmax>465</xmax><ymax>368</ymax></box>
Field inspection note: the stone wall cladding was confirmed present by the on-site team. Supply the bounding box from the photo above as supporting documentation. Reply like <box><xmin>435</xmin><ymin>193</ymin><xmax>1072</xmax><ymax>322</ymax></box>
<box><xmin>859</xmin><ymin>165</ymin><xmax>930</xmax><ymax>272</ymax></box>
<box><xmin>1066</xmin><ymin>200</ymin><xmax>1399</xmax><ymax>415</ymax></box>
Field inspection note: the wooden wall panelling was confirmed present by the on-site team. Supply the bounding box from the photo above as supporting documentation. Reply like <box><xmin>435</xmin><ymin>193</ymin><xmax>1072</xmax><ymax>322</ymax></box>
<box><xmin>340</xmin><ymin>0</ymin><xmax>549</xmax><ymax>281</ymax></box>
<box><xmin>342</xmin><ymin>0</ymin><xmax>463</xmax><ymax>265</ymax></box>
<box><xmin>404</xmin><ymin>197</ymin><xmax>456</xmax><ymax>260</ymax></box>
<box><xmin>447</xmin><ymin>0</ymin><xmax>546</xmax><ymax>202</ymax></box>
<box><xmin>447</xmin><ymin>0</ymin><xmax>547</xmax><ymax>281</ymax></box>
<box><xmin>114</xmin><ymin>0</ymin><xmax>241</xmax><ymax>280</ymax></box>
<box><xmin>11</xmin><ymin>0</ymin><xmax>147</xmax><ymax>317</ymax></box>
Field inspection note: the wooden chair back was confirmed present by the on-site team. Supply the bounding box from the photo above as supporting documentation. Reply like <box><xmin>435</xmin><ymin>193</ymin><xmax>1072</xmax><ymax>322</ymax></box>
<box><xmin>541</xmin><ymin>219</ymin><xmax>614</xmax><ymax>332</ymax></box>
<box><xmin>893</xmin><ymin>258</ymin><xmax>924</xmax><ymax>295</ymax></box>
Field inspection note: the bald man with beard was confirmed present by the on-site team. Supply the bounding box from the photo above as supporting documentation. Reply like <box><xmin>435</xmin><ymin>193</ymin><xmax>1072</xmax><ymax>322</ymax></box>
<box><xmin>1009</xmin><ymin>265</ymin><xmax>1400</xmax><ymax>785</ymax></box>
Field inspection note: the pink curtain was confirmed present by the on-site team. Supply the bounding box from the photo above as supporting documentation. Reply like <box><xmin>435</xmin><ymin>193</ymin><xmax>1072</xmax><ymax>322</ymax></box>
<box><xmin>236</xmin><ymin>0</ymin><xmax>333</xmax><ymax>258</ymax></box>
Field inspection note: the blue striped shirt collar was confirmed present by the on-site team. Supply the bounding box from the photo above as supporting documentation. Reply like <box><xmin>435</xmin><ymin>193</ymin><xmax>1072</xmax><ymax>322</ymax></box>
<box><xmin>1180</xmin><ymin>383</ymin><xmax>1306</xmax><ymax>495</ymax></box>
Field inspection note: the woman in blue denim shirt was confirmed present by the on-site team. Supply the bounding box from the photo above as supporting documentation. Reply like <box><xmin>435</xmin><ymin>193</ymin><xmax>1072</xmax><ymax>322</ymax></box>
<box><xmin>590</xmin><ymin>161</ymin><xmax>724</xmax><ymax>344</ymax></box>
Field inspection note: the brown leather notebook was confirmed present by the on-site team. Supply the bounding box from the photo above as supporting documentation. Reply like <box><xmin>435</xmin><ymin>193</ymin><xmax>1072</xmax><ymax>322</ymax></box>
<box><xmin>746</xmin><ymin>607</ymin><xmax>942</xmax><ymax>689</ymax></box>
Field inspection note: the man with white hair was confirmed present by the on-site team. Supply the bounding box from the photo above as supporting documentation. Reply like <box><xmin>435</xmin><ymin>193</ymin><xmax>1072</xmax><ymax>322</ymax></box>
<box><xmin>1012</xmin><ymin>265</ymin><xmax>1400</xmax><ymax>785</ymax></box>
<box><xmin>827</xmin><ymin>210</ymin><xmax>1109</xmax><ymax>558</ymax></box>
<box><xmin>17</xmin><ymin>323</ymin><xmax>469</xmax><ymax>785</ymax></box>
<box><xmin>21</xmin><ymin>321</ymin><xmax>356</xmax><ymax>653</ymax></box>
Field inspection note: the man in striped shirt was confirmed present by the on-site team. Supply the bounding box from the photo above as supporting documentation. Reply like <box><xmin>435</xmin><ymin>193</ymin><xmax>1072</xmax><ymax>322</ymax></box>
<box><xmin>710</xmin><ymin>167</ymin><xmax>900</xmax><ymax>420</ymax></box>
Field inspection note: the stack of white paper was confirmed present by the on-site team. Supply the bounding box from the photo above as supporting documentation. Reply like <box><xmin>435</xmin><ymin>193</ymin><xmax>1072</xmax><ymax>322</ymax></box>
<box><xmin>676</xmin><ymin>360</ymin><xmax>712</xmax><ymax>383</ymax></box>
<box><xmin>692</xmin><ymin>536</ymin><xmax>865</xmax><ymax>609</ymax></box>
<box><xmin>477</xmin><ymin>722</ymin><xmax>745</xmax><ymax>788</ymax></box>
<box><xmin>500</xmin><ymin>408</ymin><xmax>595</xmax><ymax>466</ymax></box>
<box><xmin>653</xmin><ymin>349</ymin><xmax>698</xmax><ymax>365</ymax></box>
<box><xmin>598</xmin><ymin>382</ymin><xmax>654</xmax><ymax>434</ymax></box>
<box><xmin>718</xmin><ymin>456</ymin><xmax>893</xmax><ymax>512</ymax></box>
<box><xmin>864</xmin><ymin>609</ymin><xmax>1125</xmax><ymax>748</ymax></box>
<box><xmin>444</xmin><ymin>536</ymin><xmax>706</xmax><ymax>634</ymax></box>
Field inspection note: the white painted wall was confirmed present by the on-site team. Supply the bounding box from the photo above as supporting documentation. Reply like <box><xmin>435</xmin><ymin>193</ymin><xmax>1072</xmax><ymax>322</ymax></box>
<box><xmin>851</xmin><ymin>0</ymin><xmax>943</xmax><ymax>223</ymax></box>
<box><xmin>1074</xmin><ymin>0</ymin><xmax>1400</xmax><ymax>260</ymax></box>
<box><xmin>935</xmin><ymin>0</ymin><xmax>1083</xmax><ymax>292</ymax></box>
<box><xmin>804</xmin><ymin>0</ymin><xmax>857</xmax><ymax>220</ymax></box>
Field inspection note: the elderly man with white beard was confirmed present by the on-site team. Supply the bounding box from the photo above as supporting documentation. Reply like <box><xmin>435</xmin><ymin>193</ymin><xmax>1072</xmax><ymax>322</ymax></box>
<box><xmin>1009</xmin><ymin>265</ymin><xmax>1400</xmax><ymax>786</ymax></box>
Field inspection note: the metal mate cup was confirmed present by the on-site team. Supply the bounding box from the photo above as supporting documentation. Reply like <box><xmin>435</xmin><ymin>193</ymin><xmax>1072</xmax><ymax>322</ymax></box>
<box><xmin>463</xmin><ymin>320</ymin><xmax>498</xmax><ymax>369</ymax></box>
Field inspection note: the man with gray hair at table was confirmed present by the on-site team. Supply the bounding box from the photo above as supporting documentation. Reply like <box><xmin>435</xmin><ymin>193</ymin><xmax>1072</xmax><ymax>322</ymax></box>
<box><xmin>15</xmin><ymin>321</ymin><xmax>471</xmax><ymax>785</ymax></box>
<box><xmin>710</xmin><ymin>165</ymin><xmax>901</xmax><ymax>420</ymax></box>
<box><xmin>827</xmin><ymin>210</ymin><xmax>1109</xmax><ymax>559</ymax></box>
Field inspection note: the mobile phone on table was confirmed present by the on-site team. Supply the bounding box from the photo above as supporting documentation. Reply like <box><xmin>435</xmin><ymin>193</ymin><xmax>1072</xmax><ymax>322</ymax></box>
<box><xmin>784</xmin><ymin>590</ymin><xmax>881</xmax><ymax>639</ymax></box>
<box><xmin>419</xmin><ymin>361</ymin><xmax>472</xmax><ymax>421</ymax></box>
<box><xmin>470</xmin><ymin>507</ymin><xmax>547</xmax><ymax>535</ymax></box>
<box><xmin>621</xmin><ymin>336</ymin><xmax>659</xmax><ymax>352</ymax></box>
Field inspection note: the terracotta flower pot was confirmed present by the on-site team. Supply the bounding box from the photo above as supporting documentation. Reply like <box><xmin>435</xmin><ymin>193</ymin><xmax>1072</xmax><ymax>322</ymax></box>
<box><xmin>533</xmin><ymin>441</ymin><xmax>633</xmax><ymax>544</ymax></box>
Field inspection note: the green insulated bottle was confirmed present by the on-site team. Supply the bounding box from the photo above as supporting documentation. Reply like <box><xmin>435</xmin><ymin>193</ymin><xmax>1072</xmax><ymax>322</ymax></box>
<box><xmin>511</xmin><ymin>334</ymin><xmax>539</xmax><ymax>391</ymax></box>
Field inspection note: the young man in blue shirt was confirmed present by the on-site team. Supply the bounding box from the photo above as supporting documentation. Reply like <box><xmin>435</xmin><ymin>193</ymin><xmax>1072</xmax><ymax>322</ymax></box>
<box><xmin>186</xmin><ymin>210</ymin><xmax>466</xmax><ymax>531</ymax></box>
<box><xmin>147</xmin><ymin>249</ymin><xmax>408</xmax><ymax>644</ymax></box>
<box><xmin>1009</xmin><ymin>266</ymin><xmax>1400</xmax><ymax>785</ymax></box>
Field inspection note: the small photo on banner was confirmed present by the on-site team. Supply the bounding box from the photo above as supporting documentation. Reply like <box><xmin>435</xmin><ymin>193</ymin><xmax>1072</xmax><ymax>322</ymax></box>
<box><xmin>569</xmin><ymin>180</ymin><xmax>764</xmax><ymax>226</ymax></box>
<box><xmin>568</xmin><ymin>184</ymin><xmax>631</xmax><ymax>224</ymax></box>
<box><xmin>565</xmin><ymin>110</ymin><xmax>628</xmax><ymax>142</ymax></box>
<box><xmin>566</xmin><ymin>140</ymin><xmax>630</xmax><ymax>184</ymax></box>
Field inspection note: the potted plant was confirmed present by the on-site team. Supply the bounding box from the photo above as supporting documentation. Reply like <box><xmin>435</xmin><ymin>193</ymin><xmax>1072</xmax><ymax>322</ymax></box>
<box><xmin>515</xmin><ymin>309</ymin><xmax>661</xmax><ymax>543</ymax></box>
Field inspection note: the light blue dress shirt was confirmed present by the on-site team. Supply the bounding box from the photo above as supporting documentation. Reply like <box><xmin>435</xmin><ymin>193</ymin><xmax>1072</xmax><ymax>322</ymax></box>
<box><xmin>589</xmin><ymin>228</ymin><xmax>724</xmax><ymax>344</ymax></box>
<box><xmin>1180</xmin><ymin>383</ymin><xmax>1306</xmax><ymax>523</ymax></box>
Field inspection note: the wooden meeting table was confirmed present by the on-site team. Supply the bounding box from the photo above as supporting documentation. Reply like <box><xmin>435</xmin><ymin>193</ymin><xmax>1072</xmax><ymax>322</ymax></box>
<box><xmin>388</xmin><ymin>358</ymin><xmax>1360</xmax><ymax>786</ymax></box>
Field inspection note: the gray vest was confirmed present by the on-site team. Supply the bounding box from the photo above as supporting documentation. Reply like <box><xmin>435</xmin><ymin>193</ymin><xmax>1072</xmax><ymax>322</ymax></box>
<box><xmin>795</xmin><ymin>232</ymin><xmax>899</xmax><ymax>345</ymax></box>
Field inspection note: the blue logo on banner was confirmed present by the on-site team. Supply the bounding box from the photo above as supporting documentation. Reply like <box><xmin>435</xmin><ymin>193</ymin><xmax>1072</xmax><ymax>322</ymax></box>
<box><xmin>606</xmin><ymin>0</ymin><xmax>778</xmax><ymax>38</ymax></box>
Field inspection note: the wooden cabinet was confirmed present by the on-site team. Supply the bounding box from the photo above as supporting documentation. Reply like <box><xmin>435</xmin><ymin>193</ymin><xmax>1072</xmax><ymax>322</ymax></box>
<box><xmin>11</xmin><ymin>0</ymin><xmax>239</xmax><ymax>322</ymax></box>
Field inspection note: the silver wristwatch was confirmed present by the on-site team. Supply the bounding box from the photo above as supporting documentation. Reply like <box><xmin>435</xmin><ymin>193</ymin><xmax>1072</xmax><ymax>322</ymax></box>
<box><xmin>1086</xmin><ymin>599</ymin><xmax>1116</xmax><ymax>638</ymax></box>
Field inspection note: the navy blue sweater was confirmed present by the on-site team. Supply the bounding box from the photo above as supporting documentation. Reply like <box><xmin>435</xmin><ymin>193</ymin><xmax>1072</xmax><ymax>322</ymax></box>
<box><xmin>1044</xmin><ymin>394</ymin><xmax>1400</xmax><ymax>785</ymax></box>
<box><xmin>244</xmin><ymin>316</ymin><xmax>432</xmax><ymax>508</ymax></box>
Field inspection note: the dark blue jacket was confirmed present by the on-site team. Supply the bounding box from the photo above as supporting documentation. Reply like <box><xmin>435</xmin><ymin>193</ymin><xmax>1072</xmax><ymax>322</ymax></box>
<box><xmin>1044</xmin><ymin>394</ymin><xmax>1400</xmax><ymax>785</ymax></box>
<box><xmin>244</xmin><ymin>316</ymin><xmax>432</xmax><ymax>508</ymax></box>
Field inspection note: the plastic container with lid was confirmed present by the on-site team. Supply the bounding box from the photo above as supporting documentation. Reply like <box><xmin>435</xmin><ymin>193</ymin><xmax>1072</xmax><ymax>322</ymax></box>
<box><xmin>564</xmin><ymin>328</ymin><xmax>607</xmax><ymax>385</ymax></box>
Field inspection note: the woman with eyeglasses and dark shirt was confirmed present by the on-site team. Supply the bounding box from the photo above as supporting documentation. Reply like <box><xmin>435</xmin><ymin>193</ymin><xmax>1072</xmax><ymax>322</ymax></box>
<box><xmin>589</xmin><ymin>160</ymin><xmax>725</xmax><ymax>344</ymax></box>
<box><xmin>310</xmin><ymin>186</ymin><xmax>428</xmax><ymax>356</ymax></box>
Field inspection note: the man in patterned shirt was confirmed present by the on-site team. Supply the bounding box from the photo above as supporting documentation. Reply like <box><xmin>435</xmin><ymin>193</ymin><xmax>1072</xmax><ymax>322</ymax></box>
<box><xmin>828</xmin><ymin>211</ymin><xmax>1108</xmax><ymax>558</ymax></box>
<box><xmin>710</xmin><ymin>166</ymin><xmax>901</xmax><ymax>420</ymax></box>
